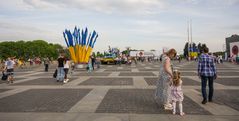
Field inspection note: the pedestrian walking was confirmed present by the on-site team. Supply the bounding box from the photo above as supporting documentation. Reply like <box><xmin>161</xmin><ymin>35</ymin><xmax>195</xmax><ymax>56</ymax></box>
<box><xmin>71</xmin><ymin>61</ymin><xmax>75</xmax><ymax>74</ymax></box>
<box><xmin>96</xmin><ymin>57</ymin><xmax>101</xmax><ymax>68</ymax></box>
<box><xmin>198</xmin><ymin>47</ymin><xmax>217</xmax><ymax>104</ymax></box>
<box><xmin>4</xmin><ymin>57</ymin><xmax>16</xmax><ymax>83</ymax></box>
<box><xmin>43</xmin><ymin>57</ymin><xmax>50</xmax><ymax>72</ymax></box>
<box><xmin>56</xmin><ymin>53</ymin><xmax>65</xmax><ymax>82</ymax></box>
<box><xmin>171</xmin><ymin>70</ymin><xmax>185</xmax><ymax>116</ymax></box>
<box><xmin>87</xmin><ymin>57</ymin><xmax>93</xmax><ymax>73</ymax></box>
<box><xmin>91</xmin><ymin>56</ymin><xmax>96</xmax><ymax>70</ymax></box>
<box><xmin>155</xmin><ymin>48</ymin><xmax>177</xmax><ymax>110</ymax></box>
<box><xmin>63</xmin><ymin>58</ymin><xmax>70</xmax><ymax>83</ymax></box>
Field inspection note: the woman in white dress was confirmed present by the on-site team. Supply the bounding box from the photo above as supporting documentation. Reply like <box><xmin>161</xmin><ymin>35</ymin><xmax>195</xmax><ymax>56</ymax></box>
<box><xmin>155</xmin><ymin>48</ymin><xmax>177</xmax><ymax>110</ymax></box>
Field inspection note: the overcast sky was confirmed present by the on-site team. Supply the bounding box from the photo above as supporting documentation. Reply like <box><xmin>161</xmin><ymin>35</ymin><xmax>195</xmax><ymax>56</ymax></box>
<box><xmin>0</xmin><ymin>0</ymin><xmax>239</xmax><ymax>54</ymax></box>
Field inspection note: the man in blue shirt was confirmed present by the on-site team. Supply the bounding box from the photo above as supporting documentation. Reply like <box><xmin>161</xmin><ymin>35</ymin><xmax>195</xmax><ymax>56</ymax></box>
<box><xmin>198</xmin><ymin>47</ymin><xmax>217</xmax><ymax>104</ymax></box>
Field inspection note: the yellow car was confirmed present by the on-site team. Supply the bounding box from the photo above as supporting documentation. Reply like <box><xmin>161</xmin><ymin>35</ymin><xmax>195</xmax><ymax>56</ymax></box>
<box><xmin>101</xmin><ymin>55</ymin><xmax>116</xmax><ymax>64</ymax></box>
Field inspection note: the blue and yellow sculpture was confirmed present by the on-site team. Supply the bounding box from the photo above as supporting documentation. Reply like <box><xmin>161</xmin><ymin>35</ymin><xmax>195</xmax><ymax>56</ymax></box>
<box><xmin>63</xmin><ymin>26</ymin><xmax>98</xmax><ymax>63</ymax></box>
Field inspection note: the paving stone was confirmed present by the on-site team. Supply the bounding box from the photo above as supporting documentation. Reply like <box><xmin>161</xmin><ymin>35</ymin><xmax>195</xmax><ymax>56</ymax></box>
<box><xmin>144</xmin><ymin>78</ymin><xmax>157</xmax><ymax>86</ymax></box>
<box><xmin>213</xmin><ymin>90</ymin><xmax>239</xmax><ymax>111</ymax></box>
<box><xmin>77</xmin><ymin>73</ymin><xmax>110</xmax><ymax>76</ymax></box>
<box><xmin>119</xmin><ymin>72</ymin><xmax>156</xmax><ymax>76</ymax></box>
<box><xmin>32</xmin><ymin>73</ymin><xmax>55</xmax><ymax>77</ymax></box>
<box><xmin>138</xmin><ymin>69</ymin><xmax>159</xmax><ymax>71</ymax></box>
<box><xmin>217</xmin><ymin>72</ymin><xmax>239</xmax><ymax>76</ymax></box>
<box><xmin>0</xmin><ymin>89</ymin><xmax>91</xmax><ymax>112</ymax></box>
<box><xmin>12</xmin><ymin>78</ymin><xmax>76</xmax><ymax>85</ymax></box>
<box><xmin>0</xmin><ymin>78</ymin><xmax>26</xmax><ymax>84</ymax></box>
<box><xmin>182</xmin><ymin>77</ymin><xmax>201</xmax><ymax>86</ymax></box>
<box><xmin>215</xmin><ymin>78</ymin><xmax>239</xmax><ymax>86</ymax></box>
<box><xmin>144</xmin><ymin>77</ymin><xmax>200</xmax><ymax>86</ymax></box>
<box><xmin>104</xmin><ymin>69</ymin><xmax>131</xmax><ymax>72</ymax></box>
<box><xmin>180</xmin><ymin>72</ymin><xmax>197</xmax><ymax>76</ymax></box>
<box><xmin>0</xmin><ymin>89</ymin><xmax>11</xmax><ymax>93</ymax></box>
<box><xmin>96</xmin><ymin>89</ymin><xmax>211</xmax><ymax>115</ymax></box>
<box><xmin>14</xmin><ymin>72</ymin><xmax>31</xmax><ymax>76</ymax></box>
<box><xmin>79</xmin><ymin>78</ymin><xmax>133</xmax><ymax>86</ymax></box>
<box><xmin>196</xmin><ymin>89</ymin><xmax>239</xmax><ymax>111</ymax></box>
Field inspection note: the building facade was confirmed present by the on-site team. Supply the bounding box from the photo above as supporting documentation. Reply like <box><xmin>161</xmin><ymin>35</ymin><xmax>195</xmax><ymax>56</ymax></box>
<box><xmin>226</xmin><ymin>34</ymin><xmax>239</xmax><ymax>57</ymax></box>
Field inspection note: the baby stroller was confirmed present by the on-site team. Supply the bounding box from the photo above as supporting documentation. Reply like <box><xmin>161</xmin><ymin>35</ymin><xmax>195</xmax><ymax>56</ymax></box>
<box><xmin>1</xmin><ymin>71</ymin><xmax>8</xmax><ymax>81</ymax></box>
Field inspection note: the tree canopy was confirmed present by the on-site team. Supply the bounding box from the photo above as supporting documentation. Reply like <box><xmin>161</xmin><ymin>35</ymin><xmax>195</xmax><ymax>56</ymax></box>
<box><xmin>183</xmin><ymin>42</ymin><xmax>208</xmax><ymax>57</ymax></box>
<box><xmin>0</xmin><ymin>40</ymin><xmax>64</xmax><ymax>60</ymax></box>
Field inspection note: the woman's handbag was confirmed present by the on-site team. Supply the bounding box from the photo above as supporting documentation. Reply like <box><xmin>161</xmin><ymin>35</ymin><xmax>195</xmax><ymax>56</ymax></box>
<box><xmin>53</xmin><ymin>69</ymin><xmax>57</xmax><ymax>78</ymax></box>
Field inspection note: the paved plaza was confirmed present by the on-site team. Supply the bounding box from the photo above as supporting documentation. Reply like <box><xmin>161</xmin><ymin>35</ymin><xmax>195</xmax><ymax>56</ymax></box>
<box><xmin>0</xmin><ymin>61</ymin><xmax>238</xmax><ymax>121</ymax></box>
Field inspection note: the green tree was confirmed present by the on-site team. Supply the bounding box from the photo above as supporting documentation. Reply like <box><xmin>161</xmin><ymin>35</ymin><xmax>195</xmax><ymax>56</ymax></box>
<box><xmin>183</xmin><ymin>42</ymin><xmax>189</xmax><ymax>57</ymax></box>
<box><xmin>0</xmin><ymin>40</ymin><xmax>64</xmax><ymax>60</ymax></box>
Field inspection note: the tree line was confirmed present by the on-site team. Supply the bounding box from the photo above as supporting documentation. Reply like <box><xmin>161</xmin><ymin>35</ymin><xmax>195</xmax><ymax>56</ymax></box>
<box><xmin>183</xmin><ymin>42</ymin><xmax>208</xmax><ymax>57</ymax></box>
<box><xmin>0</xmin><ymin>40</ymin><xmax>64</xmax><ymax>60</ymax></box>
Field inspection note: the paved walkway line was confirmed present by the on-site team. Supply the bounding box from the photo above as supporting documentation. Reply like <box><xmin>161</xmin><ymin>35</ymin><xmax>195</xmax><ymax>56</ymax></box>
<box><xmin>64</xmin><ymin>77</ymin><xmax>90</xmax><ymax>86</ymax></box>
<box><xmin>184</xmin><ymin>89</ymin><xmax>239</xmax><ymax>115</ymax></box>
<box><xmin>145</xmin><ymin>67</ymin><xmax>152</xmax><ymax>69</ymax></box>
<box><xmin>152</xmin><ymin>71</ymin><xmax>159</xmax><ymax>76</ymax></box>
<box><xmin>17</xmin><ymin>71</ymin><xmax>45</xmax><ymax>78</ymax></box>
<box><xmin>0</xmin><ymin>88</ymin><xmax>30</xmax><ymax>99</ymax></box>
<box><xmin>109</xmin><ymin>72</ymin><xmax>120</xmax><ymax>76</ymax></box>
<box><xmin>96</xmin><ymin>69</ymin><xmax>106</xmax><ymax>72</ymax></box>
<box><xmin>187</xmin><ymin>76</ymin><xmax>226</xmax><ymax>88</ymax></box>
<box><xmin>133</xmin><ymin>77</ymin><xmax>148</xmax><ymax>88</ymax></box>
<box><xmin>117</xmin><ymin>67</ymin><xmax>123</xmax><ymax>69</ymax></box>
<box><xmin>132</xmin><ymin>69</ymin><xmax>139</xmax><ymax>72</ymax></box>
<box><xmin>67</xmin><ymin>88</ymin><xmax>109</xmax><ymax>113</ymax></box>
<box><xmin>0</xmin><ymin>113</ymin><xmax>239</xmax><ymax>121</ymax></box>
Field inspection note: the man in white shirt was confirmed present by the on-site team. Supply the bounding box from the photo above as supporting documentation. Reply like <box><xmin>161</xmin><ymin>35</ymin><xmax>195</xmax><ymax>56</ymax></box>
<box><xmin>4</xmin><ymin>57</ymin><xmax>15</xmax><ymax>83</ymax></box>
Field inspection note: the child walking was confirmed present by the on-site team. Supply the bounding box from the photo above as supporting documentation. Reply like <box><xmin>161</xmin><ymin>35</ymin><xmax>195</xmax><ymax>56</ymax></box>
<box><xmin>171</xmin><ymin>70</ymin><xmax>185</xmax><ymax>116</ymax></box>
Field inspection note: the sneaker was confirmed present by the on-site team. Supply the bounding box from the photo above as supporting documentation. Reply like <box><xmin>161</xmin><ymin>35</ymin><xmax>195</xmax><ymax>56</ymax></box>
<box><xmin>172</xmin><ymin>111</ymin><xmax>176</xmax><ymax>115</ymax></box>
<box><xmin>180</xmin><ymin>112</ymin><xmax>185</xmax><ymax>116</ymax></box>
<box><xmin>208</xmin><ymin>99</ymin><xmax>213</xmax><ymax>102</ymax></box>
<box><xmin>202</xmin><ymin>99</ymin><xmax>207</xmax><ymax>104</ymax></box>
<box><xmin>63</xmin><ymin>79</ymin><xmax>69</xmax><ymax>84</ymax></box>
<box><xmin>164</xmin><ymin>104</ymin><xmax>173</xmax><ymax>110</ymax></box>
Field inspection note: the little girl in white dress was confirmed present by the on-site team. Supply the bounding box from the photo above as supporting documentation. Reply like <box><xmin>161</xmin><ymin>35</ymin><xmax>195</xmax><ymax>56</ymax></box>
<box><xmin>171</xmin><ymin>70</ymin><xmax>185</xmax><ymax>116</ymax></box>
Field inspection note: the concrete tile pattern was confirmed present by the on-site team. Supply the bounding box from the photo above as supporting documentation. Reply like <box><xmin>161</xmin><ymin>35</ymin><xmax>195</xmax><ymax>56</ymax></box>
<box><xmin>0</xmin><ymin>89</ymin><xmax>11</xmax><ymax>93</ymax></box>
<box><xmin>0</xmin><ymin>61</ymin><xmax>238</xmax><ymax>121</ymax></box>
<box><xmin>79</xmin><ymin>78</ymin><xmax>133</xmax><ymax>85</ymax></box>
<box><xmin>96</xmin><ymin>89</ymin><xmax>211</xmax><ymax>115</ymax></box>
<box><xmin>144</xmin><ymin>77</ymin><xmax>200</xmax><ymax>86</ymax></box>
<box><xmin>12</xmin><ymin>78</ymin><xmax>76</xmax><ymax>85</ymax></box>
<box><xmin>0</xmin><ymin>89</ymin><xmax>91</xmax><ymax>112</ymax></box>
<box><xmin>77</xmin><ymin>72</ymin><xmax>110</xmax><ymax>76</ymax></box>
<box><xmin>0</xmin><ymin>78</ymin><xmax>26</xmax><ymax>84</ymax></box>
<box><xmin>215</xmin><ymin>78</ymin><xmax>239</xmax><ymax>86</ymax></box>
<box><xmin>119</xmin><ymin>72</ymin><xmax>156</xmax><ymax>76</ymax></box>
<box><xmin>212</xmin><ymin>90</ymin><xmax>239</xmax><ymax>111</ymax></box>
<box><xmin>144</xmin><ymin>78</ymin><xmax>157</xmax><ymax>85</ymax></box>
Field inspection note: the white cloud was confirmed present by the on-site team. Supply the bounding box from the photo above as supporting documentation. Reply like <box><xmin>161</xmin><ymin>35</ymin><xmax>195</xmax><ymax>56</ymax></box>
<box><xmin>21</xmin><ymin>0</ymin><xmax>167</xmax><ymax>15</ymax></box>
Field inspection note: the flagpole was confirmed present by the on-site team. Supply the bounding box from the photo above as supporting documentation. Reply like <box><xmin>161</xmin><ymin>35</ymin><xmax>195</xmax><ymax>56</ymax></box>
<box><xmin>187</xmin><ymin>20</ymin><xmax>190</xmax><ymax>59</ymax></box>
